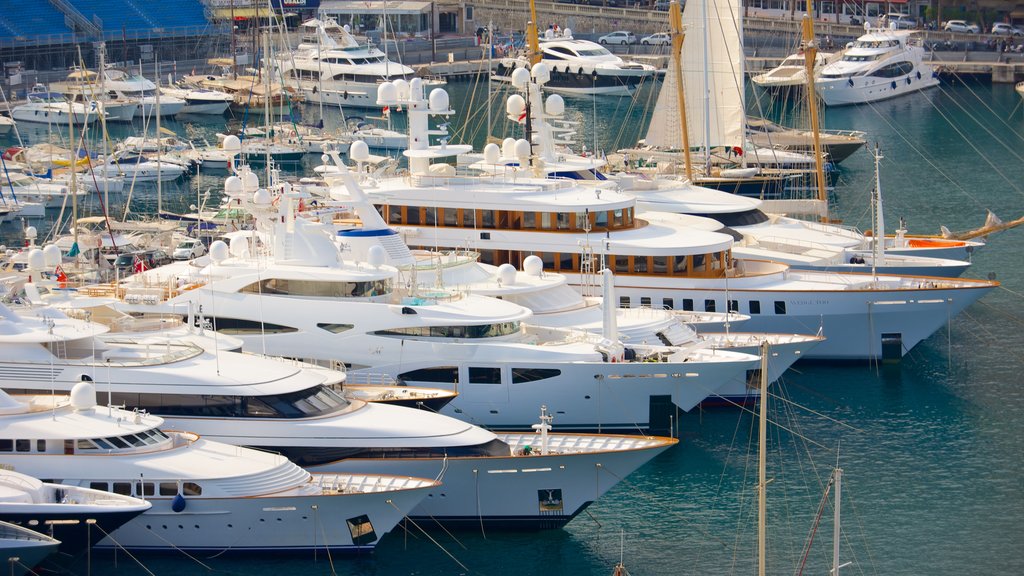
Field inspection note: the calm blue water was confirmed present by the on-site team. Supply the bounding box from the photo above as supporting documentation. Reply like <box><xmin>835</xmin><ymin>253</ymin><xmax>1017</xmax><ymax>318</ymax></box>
<box><xmin>2</xmin><ymin>78</ymin><xmax>1023</xmax><ymax>575</ymax></box>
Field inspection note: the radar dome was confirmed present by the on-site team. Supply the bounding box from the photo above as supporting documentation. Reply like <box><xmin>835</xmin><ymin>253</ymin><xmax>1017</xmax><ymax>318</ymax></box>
<box><xmin>350</xmin><ymin>140</ymin><xmax>370</xmax><ymax>162</ymax></box>
<box><xmin>506</xmin><ymin>94</ymin><xmax>526</xmax><ymax>120</ymax></box>
<box><xmin>497</xmin><ymin>263</ymin><xmax>517</xmax><ymax>285</ymax></box>
<box><xmin>27</xmin><ymin>248</ymin><xmax>45</xmax><ymax>271</ymax></box>
<box><xmin>563</xmin><ymin>27</ymin><xmax>572</xmax><ymax>38</ymax></box>
<box><xmin>69</xmin><ymin>380</ymin><xmax>97</xmax><ymax>412</ymax></box>
<box><xmin>502</xmin><ymin>138</ymin><xmax>517</xmax><ymax>159</ymax></box>
<box><xmin>409</xmin><ymin>77</ymin><xmax>423</xmax><ymax>99</ymax></box>
<box><xmin>523</xmin><ymin>254</ymin><xmax>543</xmax><ymax>276</ymax></box>
<box><xmin>545</xmin><ymin>94</ymin><xmax>565</xmax><ymax>116</ymax></box>
<box><xmin>224</xmin><ymin>175</ymin><xmax>243</xmax><ymax>195</ymax></box>
<box><xmin>531</xmin><ymin>62</ymin><xmax>551</xmax><ymax>85</ymax></box>
<box><xmin>209</xmin><ymin>240</ymin><xmax>229</xmax><ymax>263</ymax></box>
<box><xmin>393</xmin><ymin>78</ymin><xmax>410</xmax><ymax>100</ymax></box>
<box><xmin>367</xmin><ymin>245</ymin><xmax>387</xmax><ymax>268</ymax></box>
<box><xmin>483</xmin><ymin>142</ymin><xmax>501</xmax><ymax>164</ymax></box>
<box><xmin>25</xmin><ymin>226</ymin><xmax>37</xmax><ymax>241</ymax></box>
<box><xmin>428</xmin><ymin>88</ymin><xmax>449</xmax><ymax>112</ymax></box>
<box><xmin>514</xmin><ymin>138</ymin><xmax>531</xmax><ymax>159</ymax></box>
<box><xmin>42</xmin><ymin>244</ymin><xmax>62</xmax><ymax>267</ymax></box>
<box><xmin>222</xmin><ymin>135</ymin><xmax>241</xmax><ymax>154</ymax></box>
<box><xmin>242</xmin><ymin>170</ymin><xmax>260</xmax><ymax>192</ymax></box>
<box><xmin>377</xmin><ymin>82</ymin><xmax>397</xmax><ymax>105</ymax></box>
<box><xmin>229</xmin><ymin>236</ymin><xmax>248</xmax><ymax>257</ymax></box>
<box><xmin>252</xmin><ymin>188</ymin><xmax>272</xmax><ymax>206</ymax></box>
<box><xmin>511</xmin><ymin>67</ymin><xmax>531</xmax><ymax>89</ymax></box>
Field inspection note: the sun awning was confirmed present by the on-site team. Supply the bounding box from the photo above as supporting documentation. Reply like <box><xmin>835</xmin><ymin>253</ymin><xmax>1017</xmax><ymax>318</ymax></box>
<box><xmin>212</xmin><ymin>7</ymin><xmax>273</xmax><ymax>19</ymax></box>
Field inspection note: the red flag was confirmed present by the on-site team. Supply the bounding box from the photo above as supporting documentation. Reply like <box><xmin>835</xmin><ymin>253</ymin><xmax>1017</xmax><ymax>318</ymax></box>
<box><xmin>382</xmin><ymin>106</ymin><xmax>390</xmax><ymax>118</ymax></box>
<box><xmin>55</xmin><ymin>265</ymin><xmax>68</xmax><ymax>286</ymax></box>
<box><xmin>518</xmin><ymin>110</ymin><xmax>527</xmax><ymax>122</ymax></box>
<box><xmin>133</xmin><ymin>255</ymin><xmax>148</xmax><ymax>274</ymax></box>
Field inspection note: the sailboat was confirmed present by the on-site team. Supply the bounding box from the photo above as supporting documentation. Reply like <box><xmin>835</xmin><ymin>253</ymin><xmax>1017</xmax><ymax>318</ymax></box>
<box><xmin>620</xmin><ymin>0</ymin><xmax>805</xmax><ymax>197</ymax></box>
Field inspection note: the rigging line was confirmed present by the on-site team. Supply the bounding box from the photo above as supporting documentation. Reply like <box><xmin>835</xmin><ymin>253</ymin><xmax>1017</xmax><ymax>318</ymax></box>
<box><xmin>928</xmin><ymin>79</ymin><xmax>1024</xmax><ymax>180</ymax></box>
<box><xmin>767</xmin><ymin>391</ymin><xmax>865</xmax><ymax>434</ymax></box>
<box><xmin>940</xmin><ymin>71</ymin><xmax>1024</xmax><ymax>153</ymax></box>
<box><xmin>387</xmin><ymin>500</ymin><xmax>469</xmax><ymax>572</ymax></box>
<box><xmin>92</xmin><ymin>523</ymin><xmax>157</xmax><ymax>576</ymax></box>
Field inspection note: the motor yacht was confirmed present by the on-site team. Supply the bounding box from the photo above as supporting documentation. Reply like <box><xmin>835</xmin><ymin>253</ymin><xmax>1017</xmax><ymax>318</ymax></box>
<box><xmin>348</xmin><ymin>77</ymin><xmax>997</xmax><ymax>362</ymax></box>
<box><xmin>92</xmin><ymin>151</ymin><xmax>188</xmax><ymax>182</ymax></box>
<box><xmin>0</xmin><ymin>470</ymin><xmax>150</xmax><ymax>562</ymax></box>
<box><xmin>0</xmin><ymin>383</ymin><xmax>436</xmax><ymax>552</ymax></box>
<box><xmin>750</xmin><ymin>50</ymin><xmax>836</xmax><ymax>90</ymax></box>
<box><xmin>106</xmin><ymin>162</ymin><xmax>758</xmax><ymax>430</ymax></box>
<box><xmin>494</xmin><ymin>27</ymin><xmax>657</xmax><ymax>96</ymax></box>
<box><xmin>815</xmin><ymin>27</ymin><xmax>939</xmax><ymax>106</ymax></box>
<box><xmin>0</xmin><ymin>115</ymin><xmax>14</xmax><ymax>134</ymax></box>
<box><xmin>745</xmin><ymin>117</ymin><xmax>866</xmax><ymax>164</ymax></box>
<box><xmin>99</xmin><ymin>67</ymin><xmax>185</xmax><ymax>117</ymax></box>
<box><xmin>10</xmin><ymin>85</ymin><xmax>106</xmax><ymax>126</ymax></box>
<box><xmin>160</xmin><ymin>84</ymin><xmax>233</xmax><ymax>115</ymax></box>
<box><xmin>57</xmin><ymin>69</ymin><xmax>140</xmax><ymax>122</ymax></box>
<box><xmin>0</xmin><ymin>296</ymin><xmax>676</xmax><ymax>529</ymax></box>
<box><xmin>277</xmin><ymin>18</ymin><xmax>436</xmax><ymax>109</ymax></box>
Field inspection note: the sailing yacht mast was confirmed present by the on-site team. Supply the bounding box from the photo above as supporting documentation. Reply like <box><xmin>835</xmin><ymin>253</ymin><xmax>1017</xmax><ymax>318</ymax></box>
<box><xmin>800</xmin><ymin>15</ymin><xmax>828</xmax><ymax>222</ymax></box>
<box><xmin>527</xmin><ymin>0</ymin><xmax>540</xmax><ymax>65</ymax></box>
<box><xmin>832</xmin><ymin>465</ymin><xmax>843</xmax><ymax>576</ymax></box>
<box><xmin>668</xmin><ymin>0</ymin><xmax>693</xmax><ymax>181</ymax></box>
<box><xmin>757</xmin><ymin>339</ymin><xmax>768</xmax><ymax>576</ymax></box>
<box><xmin>156</xmin><ymin>56</ymin><xmax>163</xmax><ymax>215</ymax></box>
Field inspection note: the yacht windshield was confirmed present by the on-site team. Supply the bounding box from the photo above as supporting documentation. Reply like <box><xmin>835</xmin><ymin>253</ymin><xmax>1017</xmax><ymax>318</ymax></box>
<box><xmin>577</xmin><ymin>48</ymin><xmax>610</xmax><ymax>56</ymax></box>
<box><xmin>94</xmin><ymin>384</ymin><xmax>353</xmax><ymax>419</ymax></box>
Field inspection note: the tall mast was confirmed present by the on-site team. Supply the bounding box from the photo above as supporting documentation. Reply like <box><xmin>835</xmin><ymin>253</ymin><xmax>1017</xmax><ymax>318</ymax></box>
<box><xmin>230</xmin><ymin>0</ymin><xmax>237</xmax><ymax>78</ymax></box>
<box><xmin>263</xmin><ymin>30</ymin><xmax>272</xmax><ymax>183</ymax></box>
<box><xmin>757</xmin><ymin>339</ymin><xmax>768</xmax><ymax>576</ymax></box>
<box><xmin>69</xmin><ymin>80</ymin><xmax>78</xmax><ymax>250</ymax></box>
<box><xmin>527</xmin><ymin>0</ymin><xmax>540</xmax><ymax>65</ymax></box>
<box><xmin>98</xmin><ymin>43</ymin><xmax>110</xmax><ymax>209</ymax></box>
<box><xmin>156</xmin><ymin>56</ymin><xmax>162</xmax><ymax>215</ymax></box>
<box><xmin>486</xmin><ymin>18</ymin><xmax>493</xmax><ymax>139</ymax></box>
<box><xmin>668</xmin><ymin>0</ymin><xmax>692</xmax><ymax>182</ymax></box>
<box><xmin>801</xmin><ymin>14</ymin><xmax>828</xmax><ymax>222</ymax></box>
<box><xmin>832</xmin><ymin>465</ymin><xmax>843</xmax><ymax>576</ymax></box>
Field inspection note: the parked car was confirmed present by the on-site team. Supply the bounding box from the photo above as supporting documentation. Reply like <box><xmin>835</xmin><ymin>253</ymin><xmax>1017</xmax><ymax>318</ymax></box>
<box><xmin>991</xmin><ymin>22</ymin><xmax>1024</xmax><ymax>36</ymax></box>
<box><xmin>172</xmin><ymin>239</ymin><xmax>207</xmax><ymax>260</ymax></box>
<box><xmin>641</xmin><ymin>32</ymin><xmax>671</xmax><ymax>46</ymax></box>
<box><xmin>598</xmin><ymin>31</ymin><xmax>636</xmax><ymax>45</ymax></box>
<box><xmin>943</xmin><ymin>20</ymin><xmax>980</xmax><ymax>33</ymax></box>
<box><xmin>883</xmin><ymin>13</ymin><xmax>917</xmax><ymax>30</ymax></box>
<box><xmin>114</xmin><ymin>249</ymin><xmax>172</xmax><ymax>273</ymax></box>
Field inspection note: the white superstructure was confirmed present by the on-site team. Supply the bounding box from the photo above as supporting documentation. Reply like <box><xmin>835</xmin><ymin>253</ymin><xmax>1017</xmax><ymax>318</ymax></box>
<box><xmin>815</xmin><ymin>27</ymin><xmax>939</xmax><ymax>106</ymax></box>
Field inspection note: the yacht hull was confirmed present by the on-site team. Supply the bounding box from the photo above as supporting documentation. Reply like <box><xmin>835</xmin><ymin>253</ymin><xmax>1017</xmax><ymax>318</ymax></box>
<box><xmin>603</xmin><ymin>276</ymin><xmax>993</xmax><ymax>361</ymax></box>
<box><xmin>816</xmin><ymin>66</ymin><xmax>940</xmax><ymax>106</ymax></box>
<box><xmin>308</xmin><ymin>434</ymin><xmax>675</xmax><ymax>529</ymax></box>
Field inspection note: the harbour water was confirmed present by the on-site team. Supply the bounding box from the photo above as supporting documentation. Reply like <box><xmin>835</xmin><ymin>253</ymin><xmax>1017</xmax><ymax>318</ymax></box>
<box><xmin>1</xmin><ymin>78</ymin><xmax>1022</xmax><ymax>574</ymax></box>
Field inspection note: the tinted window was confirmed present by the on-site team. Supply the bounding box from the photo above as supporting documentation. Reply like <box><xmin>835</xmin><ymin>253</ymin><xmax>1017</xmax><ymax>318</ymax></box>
<box><xmin>469</xmin><ymin>367</ymin><xmax>502</xmax><ymax>384</ymax></box>
<box><xmin>399</xmin><ymin>367</ymin><xmax>459</xmax><ymax>383</ymax></box>
<box><xmin>511</xmin><ymin>368</ymin><xmax>561</xmax><ymax>384</ymax></box>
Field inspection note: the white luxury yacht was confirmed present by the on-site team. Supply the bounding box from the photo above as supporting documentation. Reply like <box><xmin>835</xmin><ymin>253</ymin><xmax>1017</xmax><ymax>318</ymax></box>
<box><xmin>10</xmin><ymin>85</ymin><xmax>107</xmax><ymax>126</ymax></box>
<box><xmin>0</xmin><ymin>470</ymin><xmax>150</xmax><ymax>563</ymax></box>
<box><xmin>751</xmin><ymin>50</ymin><xmax>835</xmax><ymax>90</ymax></box>
<box><xmin>815</xmin><ymin>26</ymin><xmax>939</xmax><ymax>106</ymax></box>
<box><xmin>277</xmin><ymin>18</ymin><xmax>434</xmax><ymax>109</ymax></box>
<box><xmin>160</xmin><ymin>84</ymin><xmax>233</xmax><ymax>115</ymax></box>
<box><xmin>106</xmin><ymin>160</ymin><xmax>758</xmax><ymax>430</ymax></box>
<box><xmin>99</xmin><ymin>66</ymin><xmax>185</xmax><ymax>117</ymax></box>
<box><xmin>56</xmin><ymin>69</ymin><xmax>140</xmax><ymax>122</ymax></box>
<box><xmin>317</xmin><ymin>149</ymin><xmax>819</xmax><ymax>405</ymax></box>
<box><xmin>494</xmin><ymin>27</ymin><xmax>657</xmax><ymax>96</ymax></box>
<box><xmin>0</xmin><ymin>296</ymin><xmax>676</xmax><ymax>529</ymax></box>
<box><xmin>0</xmin><ymin>383</ymin><xmax>436</xmax><ymax>552</ymax></box>
<box><xmin>349</xmin><ymin>76</ymin><xmax>997</xmax><ymax>362</ymax></box>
